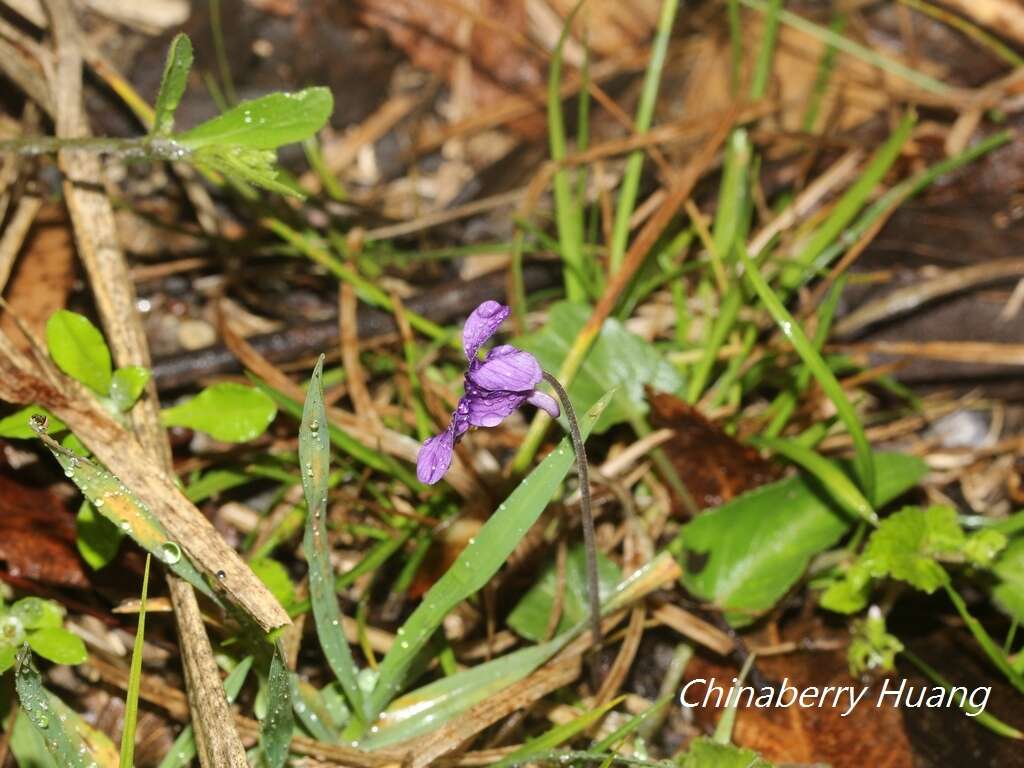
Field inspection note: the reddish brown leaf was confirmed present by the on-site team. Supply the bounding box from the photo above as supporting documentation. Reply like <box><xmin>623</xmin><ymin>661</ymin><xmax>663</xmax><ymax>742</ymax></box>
<box><xmin>0</xmin><ymin>472</ymin><xmax>88</xmax><ymax>588</ymax></box>
<box><xmin>647</xmin><ymin>389</ymin><xmax>780</xmax><ymax>511</ymax></box>
<box><xmin>686</xmin><ymin>629</ymin><xmax>914</xmax><ymax>768</ymax></box>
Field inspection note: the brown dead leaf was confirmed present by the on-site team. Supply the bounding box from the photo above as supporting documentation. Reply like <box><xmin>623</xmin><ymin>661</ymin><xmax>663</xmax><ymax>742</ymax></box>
<box><xmin>647</xmin><ymin>389</ymin><xmax>780</xmax><ymax>511</ymax></box>
<box><xmin>0</xmin><ymin>472</ymin><xmax>88</xmax><ymax>587</ymax></box>
<box><xmin>0</xmin><ymin>205</ymin><xmax>75</xmax><ymax>352</ymax></box>
<box><xmin>687</xmin><ymin>632</ymin><xmax>914</xmax><ymax>768</ymax></box>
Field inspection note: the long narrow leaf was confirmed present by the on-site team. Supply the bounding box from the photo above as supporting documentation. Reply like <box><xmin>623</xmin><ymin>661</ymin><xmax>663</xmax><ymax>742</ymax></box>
<box><xmin>737</xmin><ymin>247</ymin><xmax>875</xmax><ymax>501</ymax></box>
<box><xmin>300</xmin><ymin>357</ymin><xmax>365</xmax><ymax>717</ymax></box>
<box><xmin>33</xmin><ymin>427</ymin><xmax>213</xmax><ymax>598</ymax></box>
<box><xmin>367</xmin><ymin>393</ymin><xmax>612</xmax><ymax>720</ymax></box>
<box><xmin>120</xmin><ymin>554</ymin><xmax>151</xmax><ymax>768</ymax></box>
<box><xmin>14</xmin><ymin>647</ymin><xmax>91</xmax><ymax>768</ymax></box>
<box><xmin>492</xmin><ymin>697</ymin><xmax>623</xmax><ymax>768</ymax></box>
<box><xmin>261</xmin><ymin>646</ymin><xmax>295</xmax><ymax>767</ymax></box>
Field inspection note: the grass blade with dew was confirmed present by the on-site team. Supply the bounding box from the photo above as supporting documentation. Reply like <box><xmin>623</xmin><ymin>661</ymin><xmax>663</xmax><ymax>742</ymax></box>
<box><xmin>261</xmin><ymin>644</ymin><xmax>295</xmax><ymax>767</ymax></box>
<box><xmin>547</xmin><ymin>0</ymin><xmax>588</xmax><ymax>302</ymax></box>
<box><xmin>157</xmin><ymin>657</ymin><xmax>253</xmax><ymax>768</ymax></box>
<box><xmin>254</xmin><ymin>376</ymin><xmax>419</xmax><ymax>487</ymax></box>
<box><xmin>608</xmin><ymin>0</ymin><xmax>681</xmax><ymax>274</ymax></box>
<box><xmin>300</xmin><ymin>356</ymin><xmax>365</xmax><ymax>718</ymax></box>
<box><xmin>361</xmin><ymin>551</ymin><xmax>679</xmax><ymax>749</ymax></box>
<box><xmin>738</xmin><ymin>245</ymin><xmax>876</xmax><ymax>502</ymax></box>
<box><xmin>14</xmin><ymin>646</ymin><xmax>92</xmax><ymax>768</ymax></box>
<box><xmin>366</xmin><ymin>393</ymin><xmax>613</xmax><ymax>721</ymax></box>
<box><xmin>120</xmin><ymin>554</ymin><xmax>151</xmax><ymax>768</ymax></box>
<box><xmin>32</xmin><ymin>423</ymin><xmax>214</xmax><ymax>599</ymax></box>
<box><xmin>491</xmin><ymin>697</ymin><xmax>623</xmax><ymax>768</ymax></box>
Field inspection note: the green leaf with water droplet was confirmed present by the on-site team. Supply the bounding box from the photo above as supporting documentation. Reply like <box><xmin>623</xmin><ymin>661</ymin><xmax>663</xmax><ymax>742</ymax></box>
<box><xmin>366</xmin><ymin>390</ymin><xmax>613</xmax><ymax>721</ymax></box>
<box><xmin>26</xmin><ymin>628</ymin><xmax>86</xmax><ymax>666</ymax></box>
<box><xmin>260</xmin><ymin>646</ymin><xmax>294</xmax><ymax>768</ymax></box>
<box><xmin>34</xmin><ymin>427</ymin><xmax>213</xmax><ymax>599</ymax></box>
<box><xmin>46</xmin><ymin>310</ymin><xmax>112</xmax><ymax>395</ymax></box>
<box><xmin>177</xmin><ymin>87</ymin><xmax>333</xmax><ymax>150</ymax></box>
<box><xmin>110</xmin><ymin>366</ymin><xmax>151</xmax><ymax>412</ymax></box>
<box><xmin>11</xmin><ymin>598</ymin><xmax>63</xmax><ymax>630</ymax></box>
<box><xmin>161</xmin><ymin>382</ymin><xmax>276</xmax><ymax>442</ymax></box>
<box><xmin>0</xmin><ymin>405</ymin><xmax>65</xmax><ymax>439</ymax></box>
<box><xmin>14</xmin><ymin>646</ymin><xmax>92</xmax><ymax>767</ymax></box>
<box><xmin>300</xmin><ymin>356</ymin><xmax>364</xmax><ymax>718</ymax></box>
<box><xmin>152</xmin><ymin>33</ymin><xmax>193</xmax><ymax>136</ymax></box>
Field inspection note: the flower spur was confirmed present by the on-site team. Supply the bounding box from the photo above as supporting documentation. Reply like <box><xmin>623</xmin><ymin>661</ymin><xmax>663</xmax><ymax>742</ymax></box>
<box><xmin>416</xmin><ymin>300</ymin><xmax>559</xmax><ymax>485</ymax></box>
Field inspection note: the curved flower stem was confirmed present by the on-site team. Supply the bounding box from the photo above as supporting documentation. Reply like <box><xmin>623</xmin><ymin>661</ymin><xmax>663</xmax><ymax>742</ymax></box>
<box><xmin>541</xmin><ymin>371</ymin><xmax>602</xmax><ymax>651</ymax></box>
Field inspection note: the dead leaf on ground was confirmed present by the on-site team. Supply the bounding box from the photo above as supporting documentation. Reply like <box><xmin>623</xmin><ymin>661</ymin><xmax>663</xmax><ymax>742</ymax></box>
<box><xmin>0</xmin><ymin>205</ymin><xmax>75</xmax><ymax>352</ymax></box>
<box><xmin>686</xmin><ymin>628</ymin><xmax>914</xmax><ymax>768</ymax></box>
<box><xmin>0</xmin><ymin>471</ymin><xmax>88</xmax><ymax>588</ymax></box>
<box><xmin>647</xmin><ymin>388</ymin><xmax>780</xmax><ymax>511</ymax></box>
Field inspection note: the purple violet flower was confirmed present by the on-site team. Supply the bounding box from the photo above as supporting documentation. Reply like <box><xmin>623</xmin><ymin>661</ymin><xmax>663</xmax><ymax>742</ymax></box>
<box><xmin>416</xmin><ymin>300</ymin><xmax>560</xmax><ymax>484</ymax></box>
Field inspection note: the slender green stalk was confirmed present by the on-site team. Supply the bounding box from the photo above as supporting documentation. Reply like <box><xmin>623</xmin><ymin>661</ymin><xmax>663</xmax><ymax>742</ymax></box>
<box><xmin>0</xmin><ymin>134</ymin><xmax>188</xmax><ymax>160</ymax></box>
<box><xmin>608</xmin><ymin>0</ymin><xmax>681</xmax><ymax>274</ymax></box>
<box><xmin>542</xmin><ymin>371</ymin><xmax>602</xmax><ymax>650</ymax></box>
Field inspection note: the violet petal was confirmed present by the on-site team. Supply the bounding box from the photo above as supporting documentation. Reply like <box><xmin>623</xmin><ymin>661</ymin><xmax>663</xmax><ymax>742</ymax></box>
<box><xmin>416</xmin><ymin>428</ymin><xmax>455</xmax><ymax>485</ymax></box>
<box><xmin>465</xmin><ymin>389</ymin><xmax>528</xmax><ymax>428</ymax></box>
<box><xmin>526</xmin><ymin>390</ymin><xmax>560</xmax><ymax>418</ymax></box>
<box><xmin>462</xmin><ymin>301</ymin><xmax>510</xmax><ymax>362</ymax></box>
<box><xmin>468</xmin><ymin>345</ymin><xmax>542</xmax><ymax>392</ymax></box>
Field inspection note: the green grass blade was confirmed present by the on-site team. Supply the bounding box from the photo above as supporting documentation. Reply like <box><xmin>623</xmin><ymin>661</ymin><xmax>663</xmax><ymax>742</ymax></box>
<box><xmin>300</xmin><ymin>357</ymin><xmax>365</xmax><ymax>718</ymax></box>
<box><xmin>362</xmin><ymin>551</ymin><xmax>676</xmax><ymax>749</ymax></box>
<box><xmin>754</xmin><ymin>437</ymin><xmax>876</xmax><ymax>524</ymax></box>
<box><xmin>14</xmin><ymin>647</ymin><xmax>90</xmax><ymax>767</ymax></box>
<box><xmin>253</xmin><ymin>376</ymin><xmax>419</xmax><ymax>487</ymax></box>
<box><xmin>945</xmin><ymin>584</ymin><xmax>1024</xmax><ymax>696</ymax></box>
<box><xmin>900</xmin><ymin>649</ymin><xmax>1023</xmax><ymax>739</ymax></box>
<box><xmin>749</xmin><ymin>0</ymin><xmax>782</xmax><ymax>100</ymax></box>
<box><xmin>34</xmin><ymin>428</ymin><xmax>213</xmax><ymax>599</ymax></box>
<box><xmin>764</xmin><ymin>276</ymin><xmax>845</xmax><ymax>437</ymax></box>
<box><xmin>608</xmin><ymin>0</ymin><xmax>681</xmax><ymax>273</ymax></box>
<box><xmin>548</xmin><ymin>0</ymin><xmax>587</xmax><ymax>301</ymax></box>
<box><xmin>261</xmin><ymin>645</ymin><xmax>295</xmax><ymax>767</ymax></box>
<box><xmin>738</xmin><ymin>246</ymin><xmax>876</xmax><ymax>501</ymax></box>
<box><xmin>366</xmin><ymin>392</ymin><xmax>612</xmax><ymax>721</ymax></box>
<box><xmin>802</xmin><ymin>12</ymin><xmax>846</xmax><ymax>131</ymax></box>
<box><xmin>780</xmin><ymin>112</ymin><xmax>915</xmax><ymax>287</ymax></box>
<box><xmin>157</xmin><ymin>657</ymin><xmax>253</xmax><ymax>768</ymax></box>
<box><xmin>740</xmin><ymin>0</ymin><xmax>950</xmax><ymax>94</ymax></box>
<box><xmin>120</xmin><ymin>554</ymin><xmax>151</xmax><ymax>768</ymax></box>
